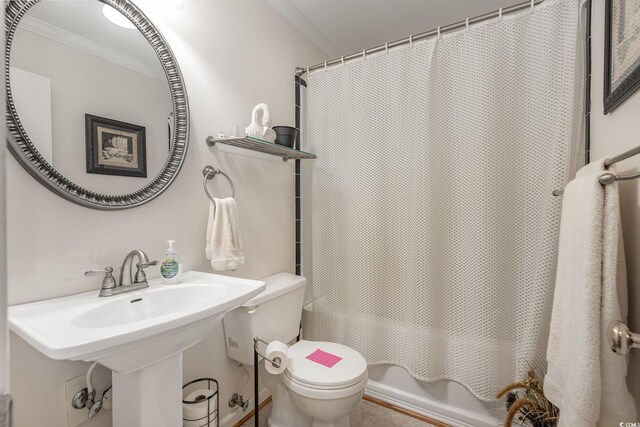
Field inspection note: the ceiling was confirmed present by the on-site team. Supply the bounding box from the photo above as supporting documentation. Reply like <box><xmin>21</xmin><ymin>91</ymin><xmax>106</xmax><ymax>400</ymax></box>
<box><xmin>266</xmin><ymin>0</ymin><xmax>518</xmax><ymax>58</ymax></box>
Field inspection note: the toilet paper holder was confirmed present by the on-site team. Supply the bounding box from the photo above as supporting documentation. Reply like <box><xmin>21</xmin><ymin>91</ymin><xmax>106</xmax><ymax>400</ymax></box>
<box><xmin>253</xmin><ymin>337</ymin><xmax>282</xmax><ymax>369</ymax></box>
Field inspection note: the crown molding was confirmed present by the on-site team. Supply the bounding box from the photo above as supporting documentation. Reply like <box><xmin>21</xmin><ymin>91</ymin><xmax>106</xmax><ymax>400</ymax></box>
<box><xmin>264</xmin><ymin>0</ymin><xmax>340</xmax><ymax>58</ymax></box>
<box><xmin>18</xmin><ymin>15</ymin><xmax>166</xmax><ymax>81</ymax></box>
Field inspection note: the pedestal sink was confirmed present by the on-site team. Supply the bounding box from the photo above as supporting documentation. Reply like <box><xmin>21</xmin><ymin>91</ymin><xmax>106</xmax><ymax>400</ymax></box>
<box><xmin>8</xmin><ymin>271</ymin><xmax>265</xmax><ymax>427</ymax></box>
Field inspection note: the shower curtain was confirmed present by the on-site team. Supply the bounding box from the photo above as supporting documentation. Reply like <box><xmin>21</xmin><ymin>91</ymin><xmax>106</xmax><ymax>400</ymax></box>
<box><xmin>305</xmin><ymin>0</ymin><xmax>583</xmax><ymax>401</ymax></box>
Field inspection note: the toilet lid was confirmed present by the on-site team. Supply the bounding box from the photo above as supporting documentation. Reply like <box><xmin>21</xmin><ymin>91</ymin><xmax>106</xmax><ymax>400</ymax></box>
<box><xmin>284</xmin><ymin>340</ymin><xmax>367</xmax><ymax>389</ymax></box>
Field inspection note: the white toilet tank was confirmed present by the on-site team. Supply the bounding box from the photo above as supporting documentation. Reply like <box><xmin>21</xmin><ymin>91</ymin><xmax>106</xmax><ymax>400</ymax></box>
<box><xmin>223</xmin><ymin>272</ymin><xmax>307</xmax><ymax>365</ymax></box>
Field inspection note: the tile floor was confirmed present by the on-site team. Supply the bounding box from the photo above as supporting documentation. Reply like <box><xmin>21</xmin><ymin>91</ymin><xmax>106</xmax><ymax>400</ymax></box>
<box><xmin>240</xmin><ymin>398</ymin><xmax>437</xmax><ymax>427</ymax></box>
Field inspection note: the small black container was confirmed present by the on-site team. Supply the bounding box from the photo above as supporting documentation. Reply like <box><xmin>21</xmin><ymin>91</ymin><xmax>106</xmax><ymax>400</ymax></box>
<box><xmin>272</xmin><ymin>126</ymin><xmax>298</xmax><ymax>148</ymax></box>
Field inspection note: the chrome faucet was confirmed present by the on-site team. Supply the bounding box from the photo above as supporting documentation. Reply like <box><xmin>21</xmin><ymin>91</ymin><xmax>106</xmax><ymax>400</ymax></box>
<box><xmin>119</xmin><ymin>249</ymin><xmax>157</xmax><ymax>287</ymax></box>
<box><xmin>85</xmin><ymin>249</ymin><xmax>158</xmax><ymax>297</ymax></box>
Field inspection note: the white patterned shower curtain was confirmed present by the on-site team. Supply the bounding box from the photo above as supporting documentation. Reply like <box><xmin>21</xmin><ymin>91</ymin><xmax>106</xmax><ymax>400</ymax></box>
<box><xmin>304</xmin><ymin>0</ymin><xmax>584</xmax><ymax>401</ymax></box>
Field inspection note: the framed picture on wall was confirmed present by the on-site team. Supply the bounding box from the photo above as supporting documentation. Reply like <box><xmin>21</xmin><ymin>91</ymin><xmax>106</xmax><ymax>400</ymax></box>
<box><xmin>85</xmin><ymin>114</ymin><xmax>147</xmax><ymax>178</ymax></box>
<box><xmin>604</xmin><ymin>0</ymin><xmax>640</xmax><ymax>113</ymax></box>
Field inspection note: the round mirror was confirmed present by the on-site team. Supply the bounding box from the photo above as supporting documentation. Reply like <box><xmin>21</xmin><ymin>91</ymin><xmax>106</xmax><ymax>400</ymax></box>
<box><xmin>6</xmin><ymin>0</ymin><xmax>189</xmax><ymax>210</ymax></box>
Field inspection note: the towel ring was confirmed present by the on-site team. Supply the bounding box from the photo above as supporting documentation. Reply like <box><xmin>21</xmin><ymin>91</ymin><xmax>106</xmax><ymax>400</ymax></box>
<box><xmin>203</xmin><ymin>166</ymin><xmax>235</xmax><ymax>205</ymax></box>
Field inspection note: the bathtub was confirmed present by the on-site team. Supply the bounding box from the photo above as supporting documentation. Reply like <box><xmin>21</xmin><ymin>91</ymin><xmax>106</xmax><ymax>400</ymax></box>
<box><xmin>302</xmin><ymin>303</ymin><xmax>504</xmax><ymax>427</ymax></box>
<box><xmin>367</xmin><ymin>365</ymin><xmax>502</xmax><ymax>427</ymax></box>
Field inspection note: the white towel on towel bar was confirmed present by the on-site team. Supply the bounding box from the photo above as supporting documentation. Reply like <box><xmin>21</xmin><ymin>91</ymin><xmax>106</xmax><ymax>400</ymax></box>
<box><xmin>544</xmin><ymin>158</ymin><xmax>636</xmax><ymax>427</ymax></box>
<box><xmin>206</xmin><ymin>197</ymin><xmax>245</xmax><ymax>271</ymax></box>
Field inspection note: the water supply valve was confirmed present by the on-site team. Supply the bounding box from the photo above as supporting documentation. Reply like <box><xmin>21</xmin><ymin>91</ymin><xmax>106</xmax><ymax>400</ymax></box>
<box><xmin>228</xmin><ymin>393</ymin><xmax>249</xmax><ymax>412</ymax></box>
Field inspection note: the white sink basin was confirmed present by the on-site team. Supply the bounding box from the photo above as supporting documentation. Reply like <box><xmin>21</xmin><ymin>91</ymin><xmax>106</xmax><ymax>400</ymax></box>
<box><xmin>9</xmin><ymin>271</ymin><xmax>265</xmax><ymax>373</ymax></box>
<box><xmin>9</xmin><ymin>270</ymin><xmax>266</xmax><ymax>426</ymax></box>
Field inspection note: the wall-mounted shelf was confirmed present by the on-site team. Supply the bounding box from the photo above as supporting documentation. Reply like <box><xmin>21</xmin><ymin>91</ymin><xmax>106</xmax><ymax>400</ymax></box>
<box><xmin>206</xmin><ymin>136</ymin><xmax>317</xmax><ymax>162</ymax></box>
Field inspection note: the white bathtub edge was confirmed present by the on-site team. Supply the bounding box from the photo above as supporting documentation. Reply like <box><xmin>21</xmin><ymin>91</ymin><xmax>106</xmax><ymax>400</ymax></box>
<box><xmin>365</xmin><ymin>380</ymin><xmax>501</xmax><ymax>427</ymax></box>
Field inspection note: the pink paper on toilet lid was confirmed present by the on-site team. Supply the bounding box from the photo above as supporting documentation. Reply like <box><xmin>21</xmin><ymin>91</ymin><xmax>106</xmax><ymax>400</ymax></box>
<box><xmin>306</xmin><ymin>348</ymin><xmax>343</xmax><ymax>368</ymax></box>
<box><xmin>286</xmin><ymin>341</ymin><xmax>367</xmax><ymax>388</ymax></box>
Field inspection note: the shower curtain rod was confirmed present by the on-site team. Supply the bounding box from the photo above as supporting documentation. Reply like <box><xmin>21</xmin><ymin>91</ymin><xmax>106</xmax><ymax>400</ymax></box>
<box><xmin>295</xmin><ymin>0</ymin><xmax>544</xmax><ymax>76</ymax></box>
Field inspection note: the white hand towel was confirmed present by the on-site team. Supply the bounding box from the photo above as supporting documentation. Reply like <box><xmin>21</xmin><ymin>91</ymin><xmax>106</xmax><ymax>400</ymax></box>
<box><xmin>544</xmin><ymin>158</ymin><xmax>636</xmax><ymax>427</ymax></box>
<box><xmin>206</xmin><ymin>197</ymin><xmax>245</xmax><ymax>271</ymax></box>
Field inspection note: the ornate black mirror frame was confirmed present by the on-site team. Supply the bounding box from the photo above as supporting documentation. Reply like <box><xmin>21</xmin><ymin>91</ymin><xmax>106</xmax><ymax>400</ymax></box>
<box><xmin>5</xmin><ymin>0</ymin><xmax>189</xmax><ymax>210</ymax></box>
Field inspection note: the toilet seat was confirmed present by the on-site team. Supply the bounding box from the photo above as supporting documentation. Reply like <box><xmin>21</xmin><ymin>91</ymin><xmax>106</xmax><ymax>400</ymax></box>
<box><xmin>281</xmin><ymin>340</ymin><xmax>368</xmax><ymax>399</ymax></box>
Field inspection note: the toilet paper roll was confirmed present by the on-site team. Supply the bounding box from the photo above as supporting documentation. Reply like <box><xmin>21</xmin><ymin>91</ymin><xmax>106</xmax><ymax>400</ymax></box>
<box><xmin>183</xmin><ymin>389</ymin><xmax>216</xmax><ymax>427</ymax></box>
<box><xmin>264</xmin><ymin>340</ymin><xmax>289</xmax><ymax>375</ymax></box>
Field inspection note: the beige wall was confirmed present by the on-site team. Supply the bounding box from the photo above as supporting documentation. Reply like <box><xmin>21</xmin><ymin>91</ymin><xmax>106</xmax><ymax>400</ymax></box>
<box><xmin>590</xmin><ymin>0</ymin><xmax>640</xmax><ymax>412</ymax></box>
<box><xmin>6</xmin><ymin>0</ymin><xmax>326</xmax><ymax>426</ymax></box>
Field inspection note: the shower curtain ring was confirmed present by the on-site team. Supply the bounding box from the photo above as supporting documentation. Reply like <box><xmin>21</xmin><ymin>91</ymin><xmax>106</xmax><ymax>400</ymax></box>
<box><xmin>362</xmin><ymin>49</ymin><xmax>366</xmax><ymax>60</ymax></box>
<box><xmin>385</xmin><ymin>42</ymin><xmax>389</xmax><ymax>54</ymax></box>
<box><xmin>466</xmin><ymin>18</ymin><xmax>470</xmax><ymax>31</ymax></box>
<box><xmin>324</xmin><ymin>61</ymin><xmax>327</xmax><ymax>71</ymax></box>
<box><xmin>341</xmin><ymin>56</ymin><xmax>345</xmax><ymax>66</ymax></box>
<box><xmin>306</xmin><ymin>66</ymin><xmax>310</xmax><ymax>75</ymax></box>
<box><xmin>531</xmin><ymin>0</ymin><xmax>535</xmax><ymax>11</ymax></box>
<box><xmin>409</xmin><ymin>34</ymin><xmax>414</xmax><ymax>46</ymax></box>
<box><xmin>499</xmin><ymin>7</ymin><xmax>503</xmax><ymax>18</ymax></box>
<box><xmin>437</xmin><ymin>26</ymin><xmax>441</xmax><ymax>38</ymax></box>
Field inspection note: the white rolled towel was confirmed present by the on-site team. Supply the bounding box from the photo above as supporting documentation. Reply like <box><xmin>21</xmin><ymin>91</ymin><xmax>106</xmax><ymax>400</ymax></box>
<box><xmin>245</xmin><ymin>103</ymin><xmax>276</xmax><ymax>142</ymax></box>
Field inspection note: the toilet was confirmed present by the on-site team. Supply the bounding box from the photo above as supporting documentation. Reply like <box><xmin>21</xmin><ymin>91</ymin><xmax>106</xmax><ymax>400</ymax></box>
<box><xmin>223</xmin><ymin>273</ymin><xmax>368</xmax><ymax>427</ymax></box>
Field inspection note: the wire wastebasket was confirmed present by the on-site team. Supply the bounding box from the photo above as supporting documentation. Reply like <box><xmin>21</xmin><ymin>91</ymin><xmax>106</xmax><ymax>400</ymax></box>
<box><xmin>182</xmin><ymin>378</ymin><xmax>219</xmax><ymax>427</ymax></box>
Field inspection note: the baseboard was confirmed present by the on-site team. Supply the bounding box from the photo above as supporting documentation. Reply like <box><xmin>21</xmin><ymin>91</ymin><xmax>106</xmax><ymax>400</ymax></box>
<box><xmin>364</xmin><ymin>395</ymin><xmax>452</xmax><ymax>427</ymax></box>
<box><xmin>231</xmin><ymin>396</ymin><xmax>272</xmax><ymax>427</ymax></box>
<box><xmin>220</xmin><ymin>387</ymin><xmax>271</xmax><ymax>427</ymax></box>
<box><xmin>365</xmin><ymin>381</ymin><xmax>501</xmax><ymax>427</ymax></box>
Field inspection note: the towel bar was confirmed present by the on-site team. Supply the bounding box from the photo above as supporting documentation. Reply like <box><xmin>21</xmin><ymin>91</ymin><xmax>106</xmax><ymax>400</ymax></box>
<box><xmin>553</xmin><ymin>143</ymin><xmax>640</xmax><ymax>196</ymax></box>
<box><xmin>202</xmin><ymin>166</ymin><xmax>235</xmax><ymax>215</ymax></box>
<box><xmin>608</xmin><ymin>321</ymin><xmax>640</xmax><ymax>354</ymax></box>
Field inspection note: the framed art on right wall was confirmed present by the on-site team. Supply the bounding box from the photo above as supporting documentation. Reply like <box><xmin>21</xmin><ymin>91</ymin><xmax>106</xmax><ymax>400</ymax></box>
<box><xmin>604</xmin><ymin>0</ymin><xmax>640</xmax><ymax>113</ymax></box>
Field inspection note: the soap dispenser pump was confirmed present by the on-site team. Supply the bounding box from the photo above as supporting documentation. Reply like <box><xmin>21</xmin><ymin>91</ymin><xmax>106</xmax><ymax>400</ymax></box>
<box><xmin>160</xmin><ymin>240</ymin><xmax>181</xmax><ymax>284</ymax></box>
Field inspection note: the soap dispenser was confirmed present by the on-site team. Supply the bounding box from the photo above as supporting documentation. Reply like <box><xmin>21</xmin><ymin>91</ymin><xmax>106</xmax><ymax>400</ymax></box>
<box><xmin>160</xmin><ymin>240</ymin><xmax>181</xmax><ymax>284</ymax></box>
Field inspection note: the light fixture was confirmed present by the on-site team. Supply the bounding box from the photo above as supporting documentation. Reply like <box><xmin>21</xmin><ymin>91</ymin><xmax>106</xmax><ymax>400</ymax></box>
<box><xmin>102</xmin><ymin>4</ymin><xmax>136</xmax><ymax>29</ymax></box>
